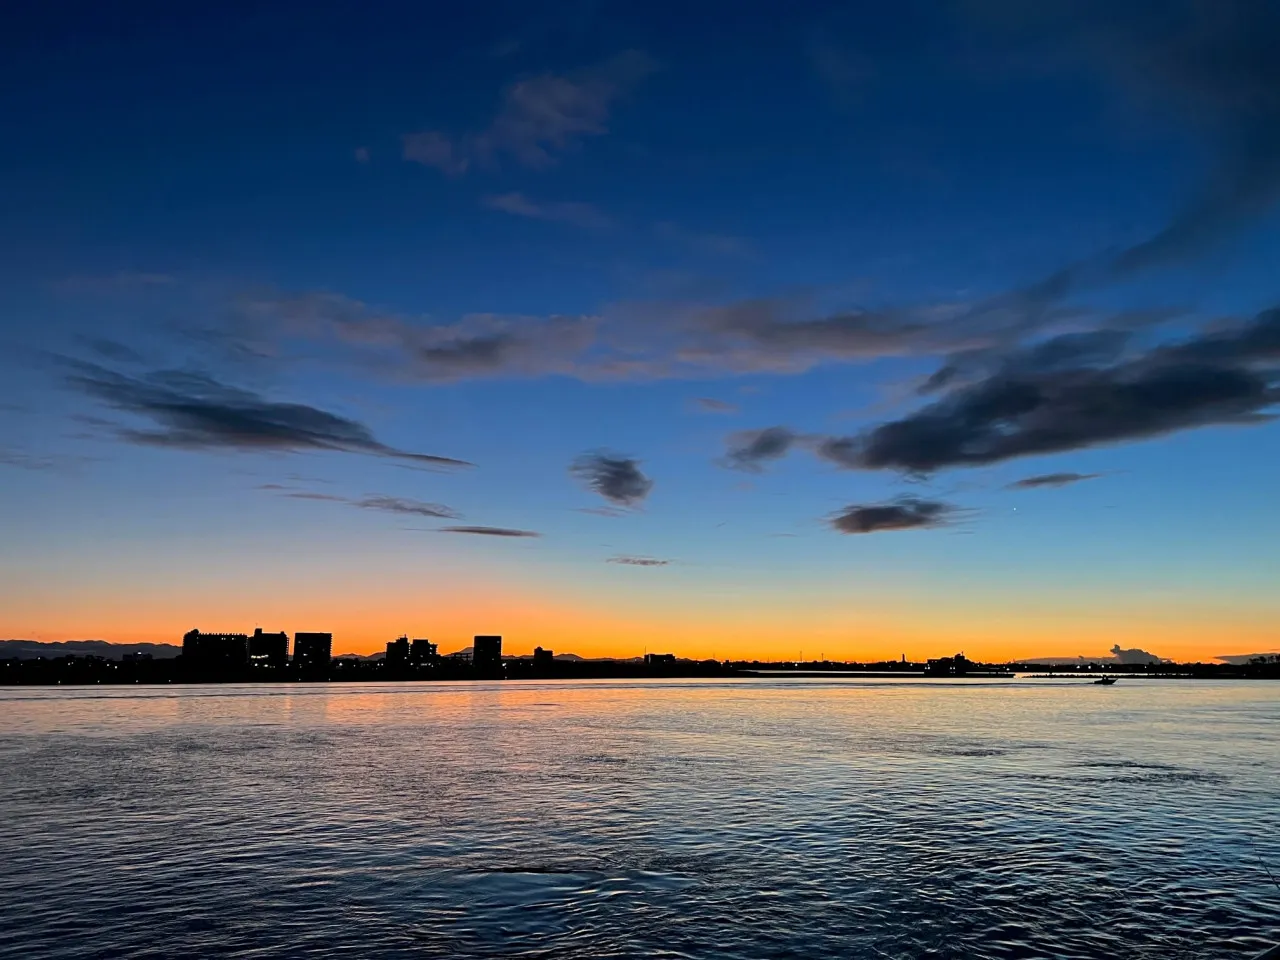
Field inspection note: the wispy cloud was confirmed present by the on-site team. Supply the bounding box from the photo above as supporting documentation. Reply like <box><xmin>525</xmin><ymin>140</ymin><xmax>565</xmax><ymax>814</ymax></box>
<box><xmin>1097</xmin><ymin>3</ymin><xmax>1280</xmax><ymax>278</ymax></box>
<box><xmin>576</xmin><ymin>505</ymin><xmax>629</xmax><ymax>518</ymax></box>
<box><xmin>829</xmin><ymin>498</ymin><xmax>958</xmax><ymax>535</ymax></box>
<box><xmin>239</xmin><ymin>287</ymin><xmax>1142</xmax><ymax>387</ymax></box>
<box><xmin>401</xmin><ymin>131</ymin><xmax>468</xmax><ymax>175</ymax></box>
<box><xmin>65</xmin><ymin>361</ymin><xmax>472</xmax><ymax>467</ymax></box>
<box><xmin>970</xmin><ymin>3</ymin><xmax>1280</xmax><ymax>296</ymax></box>
<box><xmin>483</xmin><ymin>192</ymin><xmax>612</xmax><ymax>231</ymax></box>
<box><xmin>0</xmin><ymin>447</ymin><xmax>95</xmax><ymax>473</ymax></box>
<box><xmin>692</xmin><ymin>397</ymin><xmax>739</xmax><ymax>414</ymax></box>
<box><xmin>1007</xmin><ymin>472</ymin><xmax>1101</xmax><ymax>490</ymax></box>
<box><xmin>606</xmin><ymin>555</ymin><xmax>671</xmax><ymax>566</ymax></box>
<box><xmin>440</xmin><ymin>525</ymin><xmax>540</xmax><ymax>537</ymax></box>
<box><xmin>722</xmin><ymin>427</ymin><xmax>798</xmax><ymax>472</ymax></box>
<box><xmin>80</xmin><ymin>338</ymin><xmax>148</xmax><ymax>364</ymax></box>
<box><xmin>403</xmin><ymin>51</ymin><xmax>656</xmax><ymax>174</ymax></box>
<box><xmin>354</xmin><ymin>495</ymin><xmax>460</xmax><ymax>519</ymax></box>
<box><xmin>265</xmin><ymin>486</ymin><xmax>461</xmax><ymax>519</ymax></box>
<box><xmin>247</xmin><ymin>291</ymin><xmax>599</xmax><ymax>383</ymax></box>
<box><xmin>570</xmin><ymin>451</ymin><xmax>654</xmax><ymax>507</ymax></box>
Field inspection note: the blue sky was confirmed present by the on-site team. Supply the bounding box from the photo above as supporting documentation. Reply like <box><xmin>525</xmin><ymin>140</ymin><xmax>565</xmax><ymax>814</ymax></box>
<box><xmin>1</xmin><ymin>0</ymin><xmax>1278</xmax><ymax>659</ymax></box>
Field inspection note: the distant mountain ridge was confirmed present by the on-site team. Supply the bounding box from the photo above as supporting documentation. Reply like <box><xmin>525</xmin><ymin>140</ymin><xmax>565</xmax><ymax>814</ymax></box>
<box><xmin>0</xmin><ymin>639</ymin><xmax>182</xmax><ymax>660</ymax></box>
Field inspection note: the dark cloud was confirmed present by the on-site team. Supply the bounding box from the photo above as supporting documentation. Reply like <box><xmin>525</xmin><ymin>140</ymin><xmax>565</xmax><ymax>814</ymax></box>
<box><xmin>283</xmin><ymin>491</ymin><xmax>348</xmax><ymax>502</ymax></box>
<box><xmin>440</xmin><ymin>526</ymin><xmax>540</xmax><ymax>537</ymax></box>
<box><xmin>921</xmin><ymin>329</ymin><xmax>1138</xmax><ymax>396</ymax></box>
<box><xmin>829</xmin><ymin>498</ymin><xmax>957</xmax><ymax>535</ymax></box>
<box><xmin>404</xmin><ymin>51</ymin><xmax>656</xmax><ymax>174</ymax></box>
<box><xmin>606</xmin><ymin>555</ymin><xmax>671</xmax><ymax>566</ymax></box>
<box><xmin>828</xmin><ymin>308</ymin><xmax>1280</xmax><ymax>473</ymax></box>
<box><xmin>570</xmin><ymin>451</ymin><xmax>654</xmax><ymax>506</ymax></box>
<box><xmin>65</xmin><ymin>361</ymin><xmax>471</xmax><ymax>467</ymax></box>
<box><xmin>859</xmin><ymin>366</ymin><xmax>1272</xmax><ymax>473</ymax></box>
<box><xmin>355</xmin><ymin>496</ymin><xmax>460</xmax><ymax>519</ymax></box>
<box><xmin>722</xmin><ymin>427</ymin><xmax>798</xmax><ymax>472</ymax></box>
<box><xmin>813</xmin><ymin>436</ymin><xmax>860</xmax><ymax>470</ymax></box>
<box><xmin>693</xmin><ymin>397</ymin><xmax>739</xmax><ymax>414</ymax></box>
<box><xmin>1008</xmin><ymin>472</ymin><xmax>1100</xmax><ymax>489</ymax></box>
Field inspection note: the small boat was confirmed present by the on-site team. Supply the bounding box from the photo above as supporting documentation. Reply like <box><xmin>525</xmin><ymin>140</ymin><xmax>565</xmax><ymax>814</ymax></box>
<box><xmin>1093</xmin><ymin>676</ymin><xmax>1117</xmax><ymax>685</ymax></box>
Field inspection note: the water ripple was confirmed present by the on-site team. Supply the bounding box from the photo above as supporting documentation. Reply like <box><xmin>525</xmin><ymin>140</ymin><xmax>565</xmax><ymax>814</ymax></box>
<box><xmin>0</xmin><ymin>678</ymin><xmax>1277</xmax><ymax>959</ymax></box>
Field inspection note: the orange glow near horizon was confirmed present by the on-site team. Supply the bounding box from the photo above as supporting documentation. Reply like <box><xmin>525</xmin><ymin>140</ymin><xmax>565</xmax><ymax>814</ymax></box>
<box><xmin>4</xmin><ymin>580</ymin><xmax>1276</xmax><ymax>664</ymax></box>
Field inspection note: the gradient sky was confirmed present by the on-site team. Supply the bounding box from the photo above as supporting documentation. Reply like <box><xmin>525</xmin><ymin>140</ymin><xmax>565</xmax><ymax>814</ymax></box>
<box><xmin>2</xmin><ymin>0</ymin><xmax>1279</xmax><ymax>661</ymax></box>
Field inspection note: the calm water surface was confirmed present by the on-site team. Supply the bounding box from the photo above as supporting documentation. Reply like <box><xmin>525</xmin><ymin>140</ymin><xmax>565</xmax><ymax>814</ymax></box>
<box><xmin>1</xmin><ymin>678</ymin><xmax>1278</xmax><ymax>959</ymax></box>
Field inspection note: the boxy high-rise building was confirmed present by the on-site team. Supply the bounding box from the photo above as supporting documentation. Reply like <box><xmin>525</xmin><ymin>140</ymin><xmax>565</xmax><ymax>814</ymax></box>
<box><xmin>292</xmin><ymin>632</ymin><xmax>333</xmax><ymax>673</ymax></box>
<box><xmin>386</xmin><ymin>636</ymin><xmax>410</xmax><ymax>669</ymax></box>
<box><xmin>182</xmin><ymin>629</ymin><xmax>249</xmax><ymax>669</ymax></box>
<box><xmin>409</xmin><ymin>638</ymin><xmax>437</xmax><ymax>667</ymax></box>
<box><xmin>249</xmin><ymin>628</ymin><xmax>289</xmax><ymax>669</ymax></box>
<box><xmin>473</xmin><ymin>635</ymin><xmax>502</xmax><ymax>677</ymax></box>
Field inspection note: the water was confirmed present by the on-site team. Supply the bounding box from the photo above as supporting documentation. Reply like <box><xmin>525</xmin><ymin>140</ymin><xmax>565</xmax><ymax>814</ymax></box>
<box><xmin>1</xmin><ymin>677</ymin><xmax>1278</xmax><ymax>959</ymax></box>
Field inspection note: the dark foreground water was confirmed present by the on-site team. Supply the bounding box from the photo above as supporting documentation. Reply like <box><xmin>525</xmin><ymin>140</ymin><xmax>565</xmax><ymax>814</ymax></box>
<box><xmin>1</xmin><ymin>678</ymin><xmax>1278</xmax><ymax>959</ymax></box>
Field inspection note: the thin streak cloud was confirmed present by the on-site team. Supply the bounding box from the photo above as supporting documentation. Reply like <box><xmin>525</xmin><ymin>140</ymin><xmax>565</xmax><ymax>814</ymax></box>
<box><xmin>1008</xmin><ymin>472</ymin><xmax>1101</xmax><ymax>490</ymax></box>
<box><xmin>440</xmin><ymin>526</ymin><xmax>541</xmax><ymax>538</ymax></box>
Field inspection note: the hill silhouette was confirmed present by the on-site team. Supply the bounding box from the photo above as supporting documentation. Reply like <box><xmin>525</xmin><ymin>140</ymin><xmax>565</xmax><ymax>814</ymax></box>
<box><xmin>0</xmin><ymin>639</ymin><xmax>182</xmax><ymax>660</ymax></box>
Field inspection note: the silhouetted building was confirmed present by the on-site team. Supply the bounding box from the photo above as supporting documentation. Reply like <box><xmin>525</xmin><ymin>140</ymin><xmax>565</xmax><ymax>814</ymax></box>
<box><xmin>182</xmin><ymin>629</ymin><xmax>249</xmax><ymax>669</ymax></box>
<box><xmin>249</xmin><ymin>628</ymin><xmax>289</xmax><ymax>669</ymax></box>
<box><xmin>533</xmin><ymin>646</ymin><xmax>553</xmax><ymax>667</ymax></box>
<box><xmin>409</xmin><ymin>638</ymin><xmax>437</xmax><ymax>667</ymax></box>
<box><xmin>925</xmin><ymin>653</ymin><xmax>971</xmax><ymax>676</ymax></box>
<box><xmin>293</xmin><ymin>632</ymin><xmax>332</xmax><ymax>672</ymax></box>
<box><xmin>473</xmin><ymin>635</ymin><xmax>502</xmax><ymax>676</ymax></box>
<box><xmin>386</xmin><ymin>636</ymin><xmax>410</xmax><ymax>669</ymax></box>
<box><xmin>645</xmin><ymin>653</ymin><xmax>676</xmax><ymax>667</ymax></box>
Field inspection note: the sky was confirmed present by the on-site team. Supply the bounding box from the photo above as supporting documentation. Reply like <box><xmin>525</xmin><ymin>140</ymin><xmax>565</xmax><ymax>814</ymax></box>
<box><xmin>2</xmin><ymin>0</ymin><xmax>1278</xmax><ymax>662</ymax></box>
